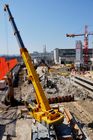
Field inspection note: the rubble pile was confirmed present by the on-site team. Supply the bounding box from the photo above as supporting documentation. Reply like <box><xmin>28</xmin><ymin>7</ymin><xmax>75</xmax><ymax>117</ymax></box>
<box><xmin>20</xmin><ymin>70</ymin><xmax>90</xmax><ymax>102</ymax></box>
<box><xmin>20</xmin><ymin>81</ymin><xmax>35</xmax><ymax>101</ymax></box>
<box><xmin>45</xmin><ymin>75</ymin><xmax>89</xmax><ymax>100</ymax></box>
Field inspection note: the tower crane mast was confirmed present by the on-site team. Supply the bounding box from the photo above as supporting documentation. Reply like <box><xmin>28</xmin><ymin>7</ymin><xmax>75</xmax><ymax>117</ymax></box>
<box><xmin>66</xmin><ymin>25</ymin><xmax>93</xmax><ymax>64</ymax></box>
<box><xmin>4</xmin><ymin>4</ymin><xmax>64</xmax><ymax>125</ymax></box>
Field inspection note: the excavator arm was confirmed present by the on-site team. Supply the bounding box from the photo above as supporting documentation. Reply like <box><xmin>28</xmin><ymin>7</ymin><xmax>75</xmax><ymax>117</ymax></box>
<box><xmin>4</xmin><ymin>4</ymin><xmax>64</xmax><ymax>125</ymax></box>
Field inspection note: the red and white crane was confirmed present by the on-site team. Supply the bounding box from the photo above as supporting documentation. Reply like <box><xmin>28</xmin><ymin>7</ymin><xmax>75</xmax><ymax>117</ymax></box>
<box><xmin>66</xmin><ymin>25</ymin><xmax>93</xmax><ymax>65</ymax></box>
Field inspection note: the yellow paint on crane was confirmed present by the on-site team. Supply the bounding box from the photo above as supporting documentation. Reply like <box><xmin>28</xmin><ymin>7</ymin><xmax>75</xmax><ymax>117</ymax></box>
<box><xmin>20</xmin><ymin>48</ymin><xmax>64</xmax><ymax>125</ymax></box>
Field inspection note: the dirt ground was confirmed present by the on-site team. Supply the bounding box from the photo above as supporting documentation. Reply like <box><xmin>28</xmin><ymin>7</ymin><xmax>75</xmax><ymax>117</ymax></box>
<box><xmin>13</xmin><ymin>119</ymin><xmax>32</xmax><ymax>140</ymax></box>
<box><xmin>63</xmin><ymin>101</ymin><xmax>93</xmax><ymax>140</ymax></box>
<box><xmin>0</xmin><ymin>67</ymin><xmax>93</xmax><ymax>140</ymax></box>
<box><xmin>18</xmin><ymin>70</ymin><xmax>93</xmax><ymax>140</ymax></box>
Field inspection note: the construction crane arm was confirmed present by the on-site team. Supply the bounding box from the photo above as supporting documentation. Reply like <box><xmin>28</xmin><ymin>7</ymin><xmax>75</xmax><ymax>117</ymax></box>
<box><xmin>88</xmin><ymin>32</ymin><xmax>93</xmax><ymax>36</ymax></box>
<box><xmin>66</xmin><ymin>33</ymin><xmax>85</xmax><ymax>37</ymax></box>
<box><xmin>4</xmin><ymin>4</ymin><xmax>63</xmax><ymax>125</ymax></box>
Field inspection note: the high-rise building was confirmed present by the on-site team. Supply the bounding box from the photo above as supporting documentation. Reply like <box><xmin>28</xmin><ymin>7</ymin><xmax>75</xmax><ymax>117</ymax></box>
<box><xmin>43</xmin><ymin>45</ymin><xmax>46</xmax><ymax>54</ymax></box>
<box><xmin>75</xmin><ymin>40</ymin><xmax>83</xmax><ymax>67</ymax></box>
<box><xmin>54</xmin><ymin>48</ymin><xmax>59</xmax><ymax>64</ymax></box>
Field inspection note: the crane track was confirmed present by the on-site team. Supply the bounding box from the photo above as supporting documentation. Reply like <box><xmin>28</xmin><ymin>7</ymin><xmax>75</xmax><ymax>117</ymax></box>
<box><xmin>71</xmin><ymin>75</ymin><xmax>93</xmax><ymax>96</ymax></box>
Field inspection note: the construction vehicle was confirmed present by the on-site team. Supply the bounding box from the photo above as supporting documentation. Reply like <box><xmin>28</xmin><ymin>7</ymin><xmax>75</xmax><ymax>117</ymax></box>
<box><xmin>65</xmin><ymin>63</ymin><xmax>74</xmax><ymax>70</ymax></box>
<box><xmin>4</xmin><ymin>4</ymin><xmax>64</xmax><ymax>125</ymax></box>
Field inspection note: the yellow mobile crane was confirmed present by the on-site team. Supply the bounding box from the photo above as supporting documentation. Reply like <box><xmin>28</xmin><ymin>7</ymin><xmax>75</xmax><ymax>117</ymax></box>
<box><xmin>4</xmin><ymin>4</ymin><xmax>64</xmax><ymax>125</ymax></box>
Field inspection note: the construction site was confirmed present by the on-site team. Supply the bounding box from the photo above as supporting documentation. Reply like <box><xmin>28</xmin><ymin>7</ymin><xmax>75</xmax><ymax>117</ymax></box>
<box><xmin>0</xmin><ymin>2</ymin><xmax>93</xmax><ymax>140</ymax></box>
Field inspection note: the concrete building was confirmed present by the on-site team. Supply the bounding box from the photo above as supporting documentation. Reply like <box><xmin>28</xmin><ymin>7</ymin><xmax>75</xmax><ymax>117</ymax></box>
<box><xmin>54</xmin><ymin>48</ymin><xmax>76</xmax><ymax>64</ymax></box>
<box><xmin>75</xmin><ymin>40</ymin><xmax>83</xmax><ymax>68</ymax></box>
<box><xmin>53</xmin><ymin>47</ymin><xmax>93</xmax><ymax>64</ymax></box>
<box><xmin>31</xmin><ymin>51</ymin><xmax>54</xmax><ymax>64</ymax></box>
<box><xmin>54</xmin><ymin>48</ymin><xmax>59</xmax><ymax>64</ymax></box>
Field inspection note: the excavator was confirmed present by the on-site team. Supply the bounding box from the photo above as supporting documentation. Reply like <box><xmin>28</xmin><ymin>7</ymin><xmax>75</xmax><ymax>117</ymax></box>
<box><xmin>4</xmin><ymin>4</ymin><xmax>64</xmax><ymax>125</ymax></box>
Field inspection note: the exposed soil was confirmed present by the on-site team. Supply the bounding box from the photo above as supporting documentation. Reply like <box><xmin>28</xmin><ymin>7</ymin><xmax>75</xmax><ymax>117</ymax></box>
<box><xmin>0</xmin><ymin>67</ymin><xmax>93</xmax><ymax>140</ymax></box>
<box><xmin>18</xmin><ymin>69</ymin><xmax>93</xmax><ymax>140</ymax></box>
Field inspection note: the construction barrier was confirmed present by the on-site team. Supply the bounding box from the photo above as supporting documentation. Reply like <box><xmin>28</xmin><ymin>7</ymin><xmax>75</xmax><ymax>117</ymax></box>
<box><xmin>0</xmin><ymin>57</ymin><xmax>18</xmax><ymax>80</ymax></box>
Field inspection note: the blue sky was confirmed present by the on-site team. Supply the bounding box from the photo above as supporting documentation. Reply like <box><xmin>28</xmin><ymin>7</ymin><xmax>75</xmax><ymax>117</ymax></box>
<box><xmin>0</xmin><ymin>0</ymin><xmax>93</xmax><ymax>55</ymax></box>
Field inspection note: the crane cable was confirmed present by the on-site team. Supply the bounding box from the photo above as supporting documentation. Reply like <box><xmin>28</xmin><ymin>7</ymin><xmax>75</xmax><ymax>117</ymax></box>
<box><xmin>4</xmin><ymin>12</ymin><xmax>9</xmax><ymax>58</ymax></box>
<box><xmin>4</xmin><ymin>12</ymin><xmax>10</xmax><ymax>70</ymax></box>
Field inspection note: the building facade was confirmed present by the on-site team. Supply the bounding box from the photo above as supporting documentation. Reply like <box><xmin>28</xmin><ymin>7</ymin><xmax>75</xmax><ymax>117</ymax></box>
<box><xmin>54</xmin><ymin>47</ymin><xmax>93</xmax><ymax>64</ymax></box>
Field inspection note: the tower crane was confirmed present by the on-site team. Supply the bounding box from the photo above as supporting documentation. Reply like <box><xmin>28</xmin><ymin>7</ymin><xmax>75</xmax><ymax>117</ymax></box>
<box><xmin>66</xmin><ymin>25</ymin><xmax>93</xmax><ymax>65</ymax></box>
<box><xmin>4</xmin><ymin>4</ymin><xmax>64</xmax><ymax>125</ymax></box>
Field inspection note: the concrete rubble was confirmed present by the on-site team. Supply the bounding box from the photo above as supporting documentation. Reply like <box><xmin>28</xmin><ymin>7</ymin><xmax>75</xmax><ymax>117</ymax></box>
<box><xmin>0</xmin><ymin>65</ymin><xmax>93</xmax><ymax>140</ymax></box>
<box><xmin>20</xmin><ymin>72</ymin><xmax>90</xmax><ymax>102</ymax></box>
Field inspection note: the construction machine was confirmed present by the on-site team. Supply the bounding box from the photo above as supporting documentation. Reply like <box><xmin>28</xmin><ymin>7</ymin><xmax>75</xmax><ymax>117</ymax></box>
<box><xmin>4</xmin><ymin>4</ymin><xmax>64</xmax><ymax>125</ymax></box>
<box><xmin>66</xmin><ymin>25</ymin><xmax>93</xmax><ymax>65</ymax></box>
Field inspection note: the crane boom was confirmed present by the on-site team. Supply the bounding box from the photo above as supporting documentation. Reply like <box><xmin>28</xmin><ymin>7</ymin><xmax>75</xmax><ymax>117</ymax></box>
<box><xmin>4</xmin><ymin>4</ymin><xmax>63</xmax><ymax>125</ymax></box>
<box><xmin>66</xmin><ymin>33</ymin><xmax>84</xmax><ymax>37</ymax></box>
